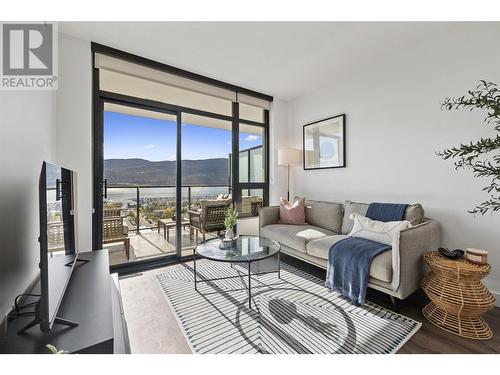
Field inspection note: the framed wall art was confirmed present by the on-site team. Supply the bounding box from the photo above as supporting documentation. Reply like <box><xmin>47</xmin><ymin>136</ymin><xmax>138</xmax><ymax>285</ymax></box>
<box><xmin>303</xmin><ymin>114</ymin><xmax>346</xmax><ymax>170</ymax></box>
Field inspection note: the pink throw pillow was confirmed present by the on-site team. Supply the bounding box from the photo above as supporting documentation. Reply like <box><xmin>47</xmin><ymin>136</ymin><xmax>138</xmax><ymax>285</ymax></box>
<box><xmin>279</xmin><ymin>197</ymin><xmax>306</xmax><ymax>225</ymax></box>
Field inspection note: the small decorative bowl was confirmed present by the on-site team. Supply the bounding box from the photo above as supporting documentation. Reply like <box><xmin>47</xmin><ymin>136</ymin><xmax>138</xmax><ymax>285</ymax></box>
<box><xmin>466</xmin><ymin>248</ymin><xmax>488</xmax><ymax>265</ymax></box>
<box><xmin>438</xmin><ymin>247</ymin><xmax>464</xmax><ymax>260</ymax></box>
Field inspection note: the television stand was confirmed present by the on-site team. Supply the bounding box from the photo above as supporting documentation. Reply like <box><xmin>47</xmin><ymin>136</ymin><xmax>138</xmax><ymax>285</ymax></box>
<box><xmin>65</xmin><ymin>257</ymin><xmax>90</xmax><ymax>267</ymax></box>
<box><xmin>17</xmin><ymin>301</ymin><xmax>79</xmax><ymax>334</ymax></box>
<box><xmin>0</xmin><ymin>250</ymin><xmax>130</xmax><ymax>353</ymax></box>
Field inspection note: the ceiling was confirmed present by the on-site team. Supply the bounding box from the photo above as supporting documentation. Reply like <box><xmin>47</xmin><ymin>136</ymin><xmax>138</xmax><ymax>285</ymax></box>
<box><xmin>60</xmin><ymin>22</ymin><xmax>456</xmax><ymax>100</ymax></box>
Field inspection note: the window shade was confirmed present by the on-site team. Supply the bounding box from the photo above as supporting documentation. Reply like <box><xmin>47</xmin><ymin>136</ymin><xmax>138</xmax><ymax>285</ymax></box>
<box><xmin>95</xmin><ymin>53</ymin><xmax>236</xmax><ymax>102</ymax></box>
<box><xmin>95</xmin><ymin>53</ymin><xmax>271</xmax><ymax>113</ymax></box>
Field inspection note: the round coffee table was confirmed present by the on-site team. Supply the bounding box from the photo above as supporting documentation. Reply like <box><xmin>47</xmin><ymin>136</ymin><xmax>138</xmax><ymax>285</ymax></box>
<box><xmin>421</xmin><ymin>251</ymin><xmax>495</xmax><ymax>340</ymax></box>
<box><xmin>193</xmin><ymin>235</ymin><xmax>281</xmax><ymax>309</ymax></box>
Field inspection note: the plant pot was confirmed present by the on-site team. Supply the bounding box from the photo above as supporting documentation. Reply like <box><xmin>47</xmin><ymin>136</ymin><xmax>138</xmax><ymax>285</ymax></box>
<box><xmin>225</xmin><ymin>228</ymin><xmax>235</xmax><ymax>240</ymax></box>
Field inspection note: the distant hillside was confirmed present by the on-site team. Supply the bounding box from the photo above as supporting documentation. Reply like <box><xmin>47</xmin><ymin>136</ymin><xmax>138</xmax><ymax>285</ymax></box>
<box><xmin>104</xmin><ymin>158</ymin><xmax>229</xmax><ymax>186</ymax></box>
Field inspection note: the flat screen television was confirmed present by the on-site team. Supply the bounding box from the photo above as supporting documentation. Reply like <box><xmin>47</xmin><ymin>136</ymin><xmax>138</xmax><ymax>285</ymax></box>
<box><xmin>19</xmin><ymin>161</ymin><xmax>82</xmax><ymax>333</ymax></box>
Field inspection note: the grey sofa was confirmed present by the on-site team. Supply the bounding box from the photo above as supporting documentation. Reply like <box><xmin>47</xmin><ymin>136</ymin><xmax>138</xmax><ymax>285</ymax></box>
<box><xmin>259</xmin><ymin>199</ymin><xmax>441</xmax><ymax>301</ymax></box>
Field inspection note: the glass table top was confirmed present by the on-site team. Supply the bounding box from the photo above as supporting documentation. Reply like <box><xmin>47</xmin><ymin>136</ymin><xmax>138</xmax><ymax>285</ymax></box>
<box><xmin>195</xmin><ymin>235</ymin><xmax>280</xmax><ymax>262</ymax></box>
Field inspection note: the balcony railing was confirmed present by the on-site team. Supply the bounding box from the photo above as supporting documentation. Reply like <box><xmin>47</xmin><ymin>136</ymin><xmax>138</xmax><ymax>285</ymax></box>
<box><xmin>103</xmin><ymin>184</ymin><xmax>231</xmax><ymax>234</ymax></box>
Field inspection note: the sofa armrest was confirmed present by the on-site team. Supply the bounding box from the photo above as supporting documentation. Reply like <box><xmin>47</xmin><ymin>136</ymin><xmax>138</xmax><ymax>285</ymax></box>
<box><xmin>395</xmin><ymin>219</ymin><xmax>441</xmax><ymax>299</ymax></box>
<box><xmin>259</xmin><ymin>206</ymin><xmax>280</xmax><ymax>228</ymax></box>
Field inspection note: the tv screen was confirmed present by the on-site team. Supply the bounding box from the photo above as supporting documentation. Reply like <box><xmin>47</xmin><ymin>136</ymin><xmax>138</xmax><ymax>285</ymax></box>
<box><xmin>39</xmin><ymin>161</ymin><xmax>79</xmax><ymax>332</ymax></box>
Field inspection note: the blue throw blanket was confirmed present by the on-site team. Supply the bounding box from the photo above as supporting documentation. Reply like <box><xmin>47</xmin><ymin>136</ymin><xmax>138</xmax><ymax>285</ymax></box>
<box><xmin>326</xmin><ymin>237</ymin><xmax>391</xmax><ymax>305</ymax></box>
<box><xmin>325</xmin><ymin>202</ymin><xmax>408</xmax><ymax>305</ymax></box>
<box><xmin>366</xmin><ymin>202</ymin><xmax>408</xmax><ymax>222</ymax></box>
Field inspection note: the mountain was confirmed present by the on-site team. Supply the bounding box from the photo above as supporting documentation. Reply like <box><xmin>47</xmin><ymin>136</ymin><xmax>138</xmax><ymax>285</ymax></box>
<box><xmin>104</xmin><ymin>158</ymin><xmax>229</xmax><ymax>186</ymax></box>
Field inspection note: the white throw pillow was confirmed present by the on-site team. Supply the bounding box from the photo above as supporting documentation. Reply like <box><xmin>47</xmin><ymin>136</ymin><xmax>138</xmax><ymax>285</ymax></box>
<box><xmin>348</xmin><ymin>213</ymin><xmax>411</xmax><ymax>245</ymax></box>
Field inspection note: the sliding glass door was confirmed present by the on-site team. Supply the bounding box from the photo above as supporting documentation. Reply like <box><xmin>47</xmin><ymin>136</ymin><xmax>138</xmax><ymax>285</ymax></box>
<box><xmin>98</xmin><ymin>101</ymin><xmax>181</xmax><ymax>267</ymax></box>
<box><xmin>92</xmin><ymin>45</ymin><xmax>272</xmax><ymax>272</ymax></box>
<box><xmin>181</xmin><ymin>114</ymin><xmax>233</xmax><ymax>255</ymax></box>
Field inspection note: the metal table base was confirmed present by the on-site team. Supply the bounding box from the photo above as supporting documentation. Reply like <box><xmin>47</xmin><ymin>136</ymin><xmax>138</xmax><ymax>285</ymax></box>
<box><xmin>193</xmin><ymin>250</ymin><xmax>281</xmax><ymax>309</ymax></box>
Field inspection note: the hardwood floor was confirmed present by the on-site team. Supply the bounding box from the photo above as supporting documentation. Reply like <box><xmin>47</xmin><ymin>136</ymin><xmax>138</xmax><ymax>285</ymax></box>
<box><xmin>119</xmin><ymin>254</ymin><xmax>500</xmax><ymax>354</ymax></box>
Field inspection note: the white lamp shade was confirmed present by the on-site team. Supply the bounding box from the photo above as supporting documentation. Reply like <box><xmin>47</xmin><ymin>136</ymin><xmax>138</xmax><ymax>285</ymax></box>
<box><xmin>278</xmin><ymin>148</ymin><xmax>301</xmax><ymax>166</ymax></box>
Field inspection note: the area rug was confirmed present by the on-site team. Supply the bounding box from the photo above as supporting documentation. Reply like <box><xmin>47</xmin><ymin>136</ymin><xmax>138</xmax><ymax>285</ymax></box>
<box><xmin>155</xmin><ymin>259</ymin><xmax>421</xmax><ymax>354</ymax></box>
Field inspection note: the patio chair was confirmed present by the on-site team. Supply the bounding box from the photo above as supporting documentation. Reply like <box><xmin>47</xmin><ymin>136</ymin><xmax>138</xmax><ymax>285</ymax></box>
<box><xmin>103</xmin><ymin>207</ymin><xmax>123</xmax><ymax>218</ymax></box>
<box><xmin>240</xmin><ymin>195</ymin><xmax>263</xmax><ymax>217</ymax></box>
<box><xmin>251</xmin><ymin>198</ymin><xmax>263</xmax><ymax>216</ymax></box>
<box><xmin>47</xmin><ymin>222</ymin><xmax>65</xmax><ymax>253</ymax></box>
<box><xmin>188</xmin><ymin>199</ymin><xmax>231</xmax><ymax>241</ymax></box>
<box><xmin>103</xmin><ymin>217</ymin><xmax>130</xmax><ymax>260</ymax></box>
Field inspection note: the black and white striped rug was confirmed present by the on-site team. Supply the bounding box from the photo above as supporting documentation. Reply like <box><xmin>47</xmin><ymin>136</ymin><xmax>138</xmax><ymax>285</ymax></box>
<box><xmin>156</xmin><ymin>259</ymin><xmax>421</xmax><ymax>354</ymax></box>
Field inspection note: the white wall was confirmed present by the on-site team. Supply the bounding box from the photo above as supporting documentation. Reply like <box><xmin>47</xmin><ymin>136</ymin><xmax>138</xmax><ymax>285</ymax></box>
<box><xmin>56</xmin><ymin>33</ymin><xmax>93</xmax><ymax>252</ymax></box>
<box><xmin>269</xmin><ymin>98</ymin><xmax>289</xmax><ymax>205</ymax></box>
<box><xmin>287</xmin><ymin>23</ymin><xmax>500</xmax><ymax>299</ymax></box>
<box><xmin>0</xmin><ymin>90</ymin><xmax>56</xmax><ymax>318</ymax></box>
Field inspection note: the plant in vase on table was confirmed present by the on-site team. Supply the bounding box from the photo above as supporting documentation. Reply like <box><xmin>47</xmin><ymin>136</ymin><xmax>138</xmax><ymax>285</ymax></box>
<box><xmin>224</xmin><ymin>205</ymin><xmax>238</xmax><ymax>240</ymax></box>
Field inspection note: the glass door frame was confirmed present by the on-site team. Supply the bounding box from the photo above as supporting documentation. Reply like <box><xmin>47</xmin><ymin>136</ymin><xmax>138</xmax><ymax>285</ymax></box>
<box><xmin>91</xmin><ymin>44</ymin><xmax>272</xmax><ymax>275</ymax></box>
<box><xmin>94</xmin><ymin>91</ymin><xmax>269</xmax><ymax>274</ymax></box>
<box><xmin>93</xmin><ymin>92</ymin><xmax>183</xmax><ymax>271</ymax></box>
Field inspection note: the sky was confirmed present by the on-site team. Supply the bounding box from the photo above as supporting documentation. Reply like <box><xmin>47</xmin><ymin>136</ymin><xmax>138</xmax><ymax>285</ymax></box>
<box><xmin>104</xmin><ymin>111</ymin><xmax>262</xmax><ymax>161</ymax></box>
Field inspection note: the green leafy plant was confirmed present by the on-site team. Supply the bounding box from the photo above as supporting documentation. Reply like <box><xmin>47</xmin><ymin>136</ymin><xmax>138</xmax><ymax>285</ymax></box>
<box><xmin>224</xmin><ymin>205</ymin><xmax>238</xmax><ymax>230</ymax></box>
<box><xmin>437</xmin><ymin>80</ymin><xmax>500</xmax><ymax>215</ymax></box>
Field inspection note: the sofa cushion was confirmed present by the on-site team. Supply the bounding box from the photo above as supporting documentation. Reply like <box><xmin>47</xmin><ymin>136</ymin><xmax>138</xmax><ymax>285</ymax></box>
<box><xmin>349</xmin><ymin>213</ymin><xmax>411</xmax><ymax>246</ymax></box>
<box><xmin>306</xmin><ymin>234</ymin><xmax>349</xmax><ymax>259</ymax></box>
<box><xmin>260</xmin><ymin>224</ymin><xmax>335</xmax><ymax>253</ymax></box>
<box><xmin>404</xmin><ymin>204</ymin><xmax>424</xmax><ymax>226</ymax></box>
<box><xmin>306</xmin><ymin>235</ymin><xmax>393</xmax><ymax>282</ymax></box>
<box><xmin>341</xmin><ymin>200</ymin><xmax>425</xmax><ymax>234</ymax></box>
<box><xmin>341</xmin><ymin>201</ymin><xmax>369</xmax><ymax>234</ymax></box>
<box><xmin>304</xmin><ymin>200</ymin><xmax>343</xmax><ymax>233</ymax></box>
<box><xmin>279</xmin><ymin>197</ymin><xmax>306</xmax><ymax>225</ymax></box>
<box><xmin>369</xmin><ymin>251</ymin><xmax>393</xmax><ymax>283</ymax></box>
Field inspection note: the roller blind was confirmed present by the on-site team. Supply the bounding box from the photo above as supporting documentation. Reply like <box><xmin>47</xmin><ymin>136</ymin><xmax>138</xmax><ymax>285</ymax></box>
<box><xmin>95</xmin><ymin>53</ymin><xmax>271</xmax><ymax>113</ymax></box>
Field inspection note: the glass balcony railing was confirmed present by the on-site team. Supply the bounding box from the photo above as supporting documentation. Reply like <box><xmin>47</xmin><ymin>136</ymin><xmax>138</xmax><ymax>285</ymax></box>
<box><xmin>103</xmin><ymin>184</ymin><xmax>231</xmax><ymax>234</ymax></box>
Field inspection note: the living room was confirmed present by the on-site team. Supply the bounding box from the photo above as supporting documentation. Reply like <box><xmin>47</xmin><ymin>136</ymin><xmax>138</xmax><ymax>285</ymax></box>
<box><xmin>1</xmin><ymin>1</ymin><xmax>499</xmax><ymax>373</ymax></box>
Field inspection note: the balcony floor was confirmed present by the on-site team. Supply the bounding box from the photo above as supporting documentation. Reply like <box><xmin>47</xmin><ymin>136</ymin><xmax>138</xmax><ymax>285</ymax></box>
<box><xmin>105</xmin><ymin>227</ymin><xmax>219</xmax><ymax>267</ymax></box>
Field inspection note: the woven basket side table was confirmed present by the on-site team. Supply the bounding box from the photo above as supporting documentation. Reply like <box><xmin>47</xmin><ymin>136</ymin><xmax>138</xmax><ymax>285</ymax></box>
<box><xmin>421</xmin><ymin>251</ymin><xmax>495</xmax><ymax>340</ymax></box>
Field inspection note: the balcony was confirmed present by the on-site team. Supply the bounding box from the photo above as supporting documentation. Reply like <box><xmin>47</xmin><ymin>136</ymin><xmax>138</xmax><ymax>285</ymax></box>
<box><xmin>102</xmin><ymin>184</ymin><xmax>262</xmax><ymax>266</ymax></box>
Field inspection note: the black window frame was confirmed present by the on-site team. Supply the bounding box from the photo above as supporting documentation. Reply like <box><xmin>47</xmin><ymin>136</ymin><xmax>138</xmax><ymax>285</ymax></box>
<box><xmin>91</xmin><ymin>43</ymin><xmax>272</xmax><ymax>274</ymax></box>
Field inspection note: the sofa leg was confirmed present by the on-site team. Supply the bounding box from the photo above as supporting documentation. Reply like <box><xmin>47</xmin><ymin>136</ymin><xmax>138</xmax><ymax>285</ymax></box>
<box><xmin>390</xmin><ymin>295</ymin><xmax>400</xmax><ymax>311</ymax></box>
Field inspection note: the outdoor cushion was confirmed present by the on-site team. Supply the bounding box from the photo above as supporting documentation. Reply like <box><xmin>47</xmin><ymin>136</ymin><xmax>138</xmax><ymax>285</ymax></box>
<box><xmin>260</xmin><ymin>224</ymin><xmax>335</xmax><ymax>253</ymax></box>
<box><xmin>306</xmin><ymin>235</ymin><xmax>393</xmax><ymax>282</ymax></box>
<box><xmin>304</xmin><ymin>199</ymin><xmax>343</xmax><ymax>233</ymax></box>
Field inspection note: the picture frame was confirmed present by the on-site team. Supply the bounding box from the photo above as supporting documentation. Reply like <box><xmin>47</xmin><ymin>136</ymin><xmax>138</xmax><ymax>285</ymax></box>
<box><xmin>303</xmin><ymin>114</ymin><xmax>346</xmax><ymax>170</ymax></box>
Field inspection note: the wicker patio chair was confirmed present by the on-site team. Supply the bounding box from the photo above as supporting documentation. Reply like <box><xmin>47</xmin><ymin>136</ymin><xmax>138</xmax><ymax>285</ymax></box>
<box><xmin>188</xmin><ymin>199</ymin><xmax>231</xmax><ymax>241</ymax></box>
<box><xmin>251</xmin><ymin>199</ymin><xmax>263</xmax><ymax>216</ymax></box>
<box><xmin>239</xmin><ymin>196</ymin><xmax>263</xmax><ymax>217</ymax></box>
<box><xmin>47</xmin><ymin>222</ymin><xmax>65</xmax><ymax>253</ymax></box>
<box><xmin>103</xmin><ymin>217</ymin><xmax>130</xmax><ymax>260</ymax></box>
<box><xmin>103</xmin><ymin>208</ymin><xmax>123</xmax><ymax>218</ymax></box>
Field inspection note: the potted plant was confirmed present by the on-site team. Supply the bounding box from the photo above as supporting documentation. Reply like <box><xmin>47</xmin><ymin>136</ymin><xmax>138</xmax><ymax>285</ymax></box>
<box><xmin>224</xmin><ymin>205</ymin><xmax>238</xmax><ymax>240</ymax></box>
